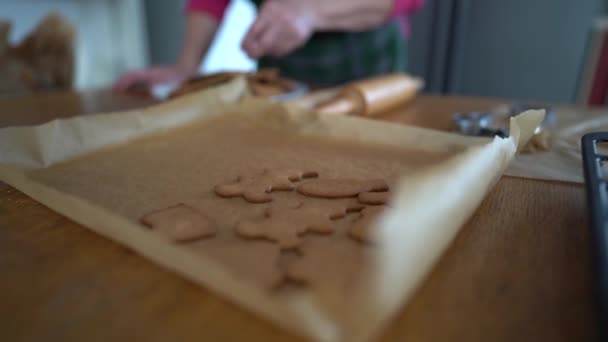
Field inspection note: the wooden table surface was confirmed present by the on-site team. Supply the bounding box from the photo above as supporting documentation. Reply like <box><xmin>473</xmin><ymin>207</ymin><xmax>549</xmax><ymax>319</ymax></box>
<box><xmin>0</xmin><ymin>90</ymin><xmax>596</xmax><ymax>341</ymax></box>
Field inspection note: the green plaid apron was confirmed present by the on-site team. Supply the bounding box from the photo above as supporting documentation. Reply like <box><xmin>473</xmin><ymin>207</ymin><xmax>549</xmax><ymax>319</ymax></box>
<box><xmin>251</xmin><ymin>0</ymin><xmax>407</xmax><ymax>87</ymax></box>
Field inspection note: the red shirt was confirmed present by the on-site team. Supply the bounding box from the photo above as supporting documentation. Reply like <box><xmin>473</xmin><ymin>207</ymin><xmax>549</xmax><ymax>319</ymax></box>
<box><xmin>187</xmin><ymin>0</ymin><xmax>425</xmax><ymax>36</ymax></box>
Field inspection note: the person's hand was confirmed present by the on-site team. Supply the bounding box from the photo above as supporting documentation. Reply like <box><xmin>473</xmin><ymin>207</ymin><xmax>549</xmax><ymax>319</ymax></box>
<box><xmin>241</xmin><ymin>0</ymin><xmax>317</xmax><ymax>59</ymax></box>
<box><xmin>112</xmin><ymin>65</ymin><xmax>194</xmax><ymax>93</ymax></box>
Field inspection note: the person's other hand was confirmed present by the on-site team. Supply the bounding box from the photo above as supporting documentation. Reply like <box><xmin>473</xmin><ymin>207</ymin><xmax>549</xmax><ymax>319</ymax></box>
<box><xmin>241</xmin><ymin>0</ymin><xmax>317</xmax><ymax>59</ymax></box>
<box><xmin>112</xmin><ymin>65</ymin><xmax>193</xmax><ymax>93</ymax></box>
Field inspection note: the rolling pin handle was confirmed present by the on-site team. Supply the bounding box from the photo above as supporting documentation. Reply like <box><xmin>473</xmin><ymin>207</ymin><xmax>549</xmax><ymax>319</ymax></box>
<box><xmin>316</xmin><ymin>97</ymin><xmax>357</xmax><ymax>116</ymax></box>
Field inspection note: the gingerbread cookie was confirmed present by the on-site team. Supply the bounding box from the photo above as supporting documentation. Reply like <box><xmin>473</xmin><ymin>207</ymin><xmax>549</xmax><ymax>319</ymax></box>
<box><xmin>349</xmin><ymin>206</ymin><xmax>387</xmax><ymax>243</ymax></box>
<box><xmin>358</xmin><ymin>191</ymin><xmax>391</xmax><ymax>205</ymax></box>
<box><xmin>140</xmin><ymin>204</ymin><xmax>217</xmax><ymax>242</ymax></box>
<box><xmin>215</xmin><ymin>169</ymin><xmax>318</xmax><ymax>203</ymax></box>
<box><xmin>296</xmin><ymin>178</ymin><xmax>388</xmax><ymax>199</ymax></box>
<box><xmin>236</xmin><ymin>200</ymin><xmax>364</xmax><ymax>249</ymax></box>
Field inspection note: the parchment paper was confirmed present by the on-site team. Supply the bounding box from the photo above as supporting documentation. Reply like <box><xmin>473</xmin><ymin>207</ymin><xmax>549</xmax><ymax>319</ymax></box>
<box><xmin>506</xmin><ymin>107</ymin><xmax>608</xmax><ymax>184</ymax></box>
<box><xmin>289</xmin><ymin>89</ymin><xmax>598</xmax><ymax>184</ymax></box>
<box><xmin>0</xmin><ymin>79</ymin><xmax>543</xmax><ymax>342</ymax></box>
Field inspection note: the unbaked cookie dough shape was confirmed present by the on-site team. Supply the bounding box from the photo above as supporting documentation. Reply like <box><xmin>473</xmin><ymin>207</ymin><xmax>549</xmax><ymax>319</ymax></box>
<box><xmin>215</xmin><ymin>169</ymin><xmax>319</xmax><ymax>203</ymax></box>
<box><xmin>296</xmin><ymin>178</ymin><xmax>389</xmax><ymax>199</ymax></box>
<box><xmin>236</xmin><ymin>200</ymin><xmax>364</xmax><ymax>249</ymax></box>
<box><xmin>140</xmin><ymin>203</ymin><xmax>217</xmax><ymax>242</ymax></box>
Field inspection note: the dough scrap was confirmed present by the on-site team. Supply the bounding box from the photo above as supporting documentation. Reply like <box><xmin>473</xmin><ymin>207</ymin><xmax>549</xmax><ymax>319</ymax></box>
<box><xmin>215</xmin><ymin>169</ymin><xmax>318</xmax><ymax>203</ymax></box>
<box><xmin>140</xmin><ymin>204</ymin><xmax>217</xmax><ymax>242</ymax></box>
<box><xmin>358</xmin><ymin>191</ymin><xmax>391</xmax><ymax>205</ymax></box>
<box><xmin>349</xmin><ymin>206</ymin><xmax>388</xmax><ymax>243</ymax></box>
<box><xmin>236</xmin><ymin>200</ymin><xmax>364</xmax><ymax>249</ymax></box>
<box><xmin>297</xmin><ymin>178</ymin><xmax>388</xmax><ymax>199</ymax></box>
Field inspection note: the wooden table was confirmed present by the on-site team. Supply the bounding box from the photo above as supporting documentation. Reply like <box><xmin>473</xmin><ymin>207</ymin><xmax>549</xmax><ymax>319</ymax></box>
<box><xmin>0</xmin><ymin>90</ymin><xmax>596</xmax><ymax>341</ymax></box>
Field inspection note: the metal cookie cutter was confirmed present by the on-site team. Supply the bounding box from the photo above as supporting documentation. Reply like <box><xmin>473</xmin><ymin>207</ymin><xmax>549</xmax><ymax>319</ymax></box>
<box><xmin>453</xmin><ymin>104</ymin><xmax>557</xmax><ymax>138</ymax></box>
<box><xmin>452</xmin><ymin>112</ymin><xmax>501</xmax><ymax>137</ymax></box>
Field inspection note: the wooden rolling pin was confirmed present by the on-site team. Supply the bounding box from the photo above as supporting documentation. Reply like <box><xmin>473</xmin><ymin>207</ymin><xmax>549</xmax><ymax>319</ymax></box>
<box><xmin>316</xmin><ymin>73</ymin><xmax>423</xmax><ymax>116</ymax></box>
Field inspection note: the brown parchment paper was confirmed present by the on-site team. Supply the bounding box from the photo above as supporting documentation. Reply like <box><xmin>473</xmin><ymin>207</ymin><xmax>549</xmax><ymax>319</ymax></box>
<box><xmin>0</xmin><ymin>80</ymin><xmax>544</xmax><ymax>342</ymax></box>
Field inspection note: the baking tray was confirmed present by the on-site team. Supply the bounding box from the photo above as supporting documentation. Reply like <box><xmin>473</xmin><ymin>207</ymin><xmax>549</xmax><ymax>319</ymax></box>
<box><xmin>0</xmin><ymin>79</ymin><xmax>544</xmax><ymax>341</ymax></box>
<box><xmin>580</xmin><ymin>132</ymin><xmax>608</xmax><ymax>340</ymax></box>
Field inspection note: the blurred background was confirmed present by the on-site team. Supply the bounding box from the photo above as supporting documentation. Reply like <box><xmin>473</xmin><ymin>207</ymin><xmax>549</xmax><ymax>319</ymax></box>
<box><xmin>1</xmin><ymin>0</ymin><xmax>607</xmax><ymax>104</ymax></box>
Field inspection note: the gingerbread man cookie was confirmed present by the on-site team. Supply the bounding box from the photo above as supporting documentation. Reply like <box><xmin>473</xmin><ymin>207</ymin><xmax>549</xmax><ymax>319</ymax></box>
<box><xmin>215</xmin><ymin>169</ymin><xmax>318</xmax><ymax>203</ymax></box>
<box><xmin>358</xmin><ymin>191</ymin><xmax>391</xmax><ymax>205</ymax></box>
<box><xmin>140</xmin><ymin>204</ymin><xmax>217</xmax><ymax>242</ymax></box>
<box><xmin>296</xmin><ymin>178</ymin><xmax>389</xmax><ymax>199</ymax></box>
<box><xmin>236</xmin><ymin>200</ymin><xmax>364</xmax><ymax>249</ymax></box>
<box><xmin>349</xmin><ymin>206</ymin><xmax>388</xmax><ymax>243</ymax></box>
